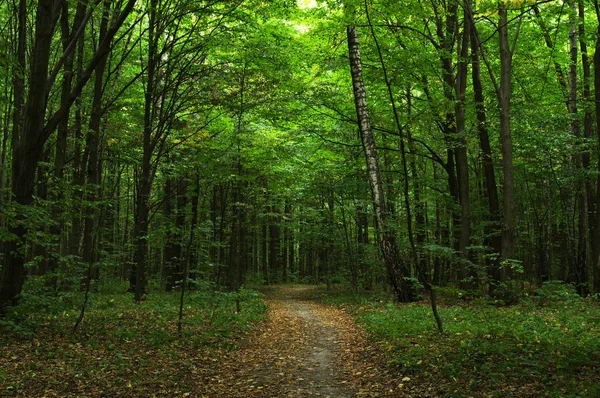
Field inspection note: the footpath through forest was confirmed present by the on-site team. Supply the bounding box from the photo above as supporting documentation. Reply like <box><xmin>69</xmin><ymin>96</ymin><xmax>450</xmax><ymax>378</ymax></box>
<box><xmin>198</xmin><ymin>285</ymin><xmax>434</xmax><ymax>397</ymax></box>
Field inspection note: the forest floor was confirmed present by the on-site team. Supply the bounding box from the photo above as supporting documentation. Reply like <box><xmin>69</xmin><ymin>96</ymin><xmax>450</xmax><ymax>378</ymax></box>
<box><xmin>1</xmin><ymin>284</ymin><xmax>433</xmax><ymax>398</ymax></box>
<box><xmin>197</xmin><ymin>284</ymin><xmax>433</xmax><ymax>397</ymax></box>
<box><xmin>7</xmin><ymin>283</ymin><xmax>597</xmax><ymax>397</ymax></box>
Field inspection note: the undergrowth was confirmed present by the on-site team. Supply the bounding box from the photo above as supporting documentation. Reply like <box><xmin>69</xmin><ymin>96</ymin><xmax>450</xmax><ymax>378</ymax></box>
<box><xmin>0</xmin><ymin>278</ymin><xmax>267</xmax><ymax>396</ymax></box>
<box><xmin>318</xmin><ymin>282</ymin><xmax>600</xmax><ymax>397</ymax></box>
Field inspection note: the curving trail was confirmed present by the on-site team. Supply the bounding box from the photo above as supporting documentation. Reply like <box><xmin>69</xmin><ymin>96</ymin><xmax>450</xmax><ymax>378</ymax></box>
<box><xmin>197</xmin><ymin>285</ymin><xmax>429</xmax><ymax>398</ymax></box>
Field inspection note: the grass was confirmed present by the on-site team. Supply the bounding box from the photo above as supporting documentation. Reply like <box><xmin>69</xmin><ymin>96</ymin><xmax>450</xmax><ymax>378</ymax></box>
<box><xmin>316</xmin><ymin>283</ymin><xmax>600</xmax><ymax>397</ymax></box>
<box><xmin>0</xmin><ymin>278</ymin><xmax>267</xmax><ymax>397</ymax></box>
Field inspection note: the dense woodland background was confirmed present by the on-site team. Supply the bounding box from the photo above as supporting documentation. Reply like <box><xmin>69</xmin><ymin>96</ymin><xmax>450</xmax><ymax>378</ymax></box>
<box><xmin>1</xmin><ymin>0</ymin><xmax>600</xmax><ymax>313</ymax></box>
<box><xmin>3</xmin><ymin>0</ymin><xmax>600</xmax><ymax>396</ymax></box>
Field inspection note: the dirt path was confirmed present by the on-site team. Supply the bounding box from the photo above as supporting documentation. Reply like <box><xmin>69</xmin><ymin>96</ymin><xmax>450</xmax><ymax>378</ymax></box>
<box><xmin>198</xmin><ymin>285</ymin><xmax>418</xmax><ymax>397</ymax></box>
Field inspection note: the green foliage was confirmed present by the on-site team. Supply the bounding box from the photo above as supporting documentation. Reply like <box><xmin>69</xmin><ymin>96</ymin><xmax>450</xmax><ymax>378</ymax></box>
<box><xmin>1</xmin><ymin>280</ymin><xmax>267</xmax><ymax>396</ymax></box>
<box><xmin>2</xmin><ymin>278</ymin><xmax>266</xmax><ymax>346</ymax></box>
<box><xmin>319</xmin><ymin>289</ymin><xmax>600</xmax><ymax>396</ymax></box>
<box><xmin>528</xmin><ymin>281</ymin><xmax>582</xmax><ymax>305</ymax></box>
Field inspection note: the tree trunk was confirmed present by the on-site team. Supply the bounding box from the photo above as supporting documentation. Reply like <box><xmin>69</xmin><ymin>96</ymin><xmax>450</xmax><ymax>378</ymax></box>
<box><xmin>0</xmin><ymin>0</ymin><xmax>136</xmax><ymax>313</ymax></box>
<box><xmin>593</xmin><ymin>0</ymin><xmax>600</xmax><ymax>293</ymax></box>
<box><xmin>498</xmin><ymin>2</ymin><xmax>516</xmax><ymax>271</ymax></box>
<box><xmin>0</xmin><ymin>0</ymin><xmax>59</xmax><ymax>313</ymax></box>
<box><xmin>134</xmin><ymin>0</ymin><xmax>158</xmax><ymax>302</ymax></box>
<box><xmin>261</xmin><ymin>223</ymin><xmax>269</xmax><ymax>284</ymax></box>
<box><xmin>455</xmin><ymin>2</ymin><xmax>472</xmax><ymax>287</ymax></box>
<box><xmin>81</xmin><ymin>1</ymin><xmax>110</xmax><ymax>289</ymax></box>
<box><xmin>269</xmin><ymin>204</ymin><xmax>280</xmax><ymax>282</ymax></box>
<box><xmin>470</xmin><ymin>4</ymin><xmax>502</xmax><ymax>289</ymax></box>
<box><xmin>347</xmin><ymin>25</ymin><xmax>416</xmax><ymax>302</ymax></box>
<box><xmin>69</xmin><ymin>33</ymin><xmax>86</xmax><ymax>261</ymax></box>
<box><xmin>568</xmin><ymin>1</ymin><xmax>589</xmax><ymax>295</ymax></box>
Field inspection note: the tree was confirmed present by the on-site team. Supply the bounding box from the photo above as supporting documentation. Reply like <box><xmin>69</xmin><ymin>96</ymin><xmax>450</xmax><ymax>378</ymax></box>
<box><xmin>0</xmin><ymin>0</ymin><xmax>136</xmax><ymax>313</ymax></box>
<box><xmin>347</xmin><ymin>24</ymin><xmax>416</xmax><ymax>303</ymax></box>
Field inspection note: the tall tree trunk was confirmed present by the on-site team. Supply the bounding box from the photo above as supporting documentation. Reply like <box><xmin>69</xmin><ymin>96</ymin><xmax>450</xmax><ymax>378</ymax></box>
<box><xmin>262</xmin><ymin>223</ymin><xmax>269</xmax><ymax>284</ymax></box>
<box><xmin>436</xmin><ymin>0</ymin><xmax>460</xmax><ymax>256</ymax></box>
<box><xmin>133</xmin><ymin>15</ymin><xmax>155</xmax><ymax>299</ymax></box>
<box><xmin>455</xmin><ymin>1</ymin><xmax>472</xmax><ymax>287</ymax></box>
<box><xmin>269</xmin><ymin>204</ymin><xmax>280</xmax><ymax>282</ymax></box>
<box><xmin>498</xmin><ymin>1</ymin><xmax>516</xmax><ymax>272</ymax></box>
<box><xmin>568</xmin><ymin>1</ymin><xmax>589</xmax><ymax>295</ymax></box>
<box><xmin>4</xmin><ymin>0</ymin><xmax>26</xmax><ymax>232</ymax></box>
<box><xmin>347</xmin><ymin>25</ymin><xmax>416</xmax><ymax>303</ymax></box>
<box><xmin>0</xmin><ymin>98</ymin><xmax>9</xmax><ymax>215</ymax></box>
<box><xmin>0</xmin><ymin>0</ymin><xmax>59</xmax><ymax>313</ymax></box>
<box><xmin>283</xmin><ymin>199</ymin><xmax>293</xmax><ymax>282</ymax></box>
<box><xmin>133</xmin><ymin>0</ymin><xmax>158</xmax><ymax>302</ymax></box>
<box><xmin>470</xmin><ymin>3</ymin><xmax>502</xmax><ymax>289</ymax></box>
<box><xmin>81</xmin><ymin>0</ymin><xmax>110</xmax><ymax>288</ymax></box>
<box><xmin>69</xmin><ymin>33</ymin><xmax>86</xmax><ymax>261</ymax></box>
<box><xmin>46</xmin><ymin>1</ymin><xmax>85</xmax><ymax>281</ymax></box>
<box><xmin>0</xmin><ymin>0</ymin><xmax>136</xmax><ymax>313</ymax></box>
<box><xmin>579</xmin><ymin>1</ymin><xmax>594</xmax><ymax>277</ymax></box>
<box><xmin>593</xmin><ymin>0</ymin><xmax>600</xmax><ymax>293</ymax></box>
<box><xmin>228</xmin><ymin>178</ymin><xmax>246</xmax><ymax>293</ymax></box>
<box><xmin>406</xmin><ymin>86</ymin><xmax>426</xmax><ymax>266</ymax></box>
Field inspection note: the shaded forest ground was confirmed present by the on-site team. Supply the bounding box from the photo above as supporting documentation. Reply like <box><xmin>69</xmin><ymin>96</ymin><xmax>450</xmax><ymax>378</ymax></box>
<box><xmin>199</xmin><ymin>284</ymin><xmax>431</xmax><ymax>397</ymax></box>
<box><xmin>0</xmin><ymin>284</ymin><xmax>424</xmax><ymax>397</ymax></box>
<box><xmin>2</xmin><ymin>283</ymin><xmax>600</xmax><ymax>397</ymax></box>
<box><xmin>316</xmin><ymin>283</ymin><xmax>600</xmax><ymax>397</ymax></box>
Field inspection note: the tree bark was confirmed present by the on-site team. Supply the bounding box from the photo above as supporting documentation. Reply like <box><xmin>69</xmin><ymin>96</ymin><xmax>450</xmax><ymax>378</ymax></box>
<box><xmin>455</xmin><ymin>1</ymin><xmax>472</xmax><ymax>286</ymax></box>
<box><xmin>347</xmin><ymin>25</ymin><xmax>416</xmax><ymax>302</ymax></box>
<box><xmin>592</xmin><ymin>0</ymin><xmax>600</xmax><ymax>293</ymax></box>
<box><xmin>81</xmin><ymin>0</ymin><xmax>110</xmax><ymax>289</ymax></box>
<box><xmin>470</xmin><ymin>3</ymin><xmax>502</xmax><ymax>288</ymax></box>
<box><xmin>134</xmin><ymin>0</ymin><xmax>158</xmax><ymax>301</ymax></box>
<box><xmin>0</xmin><ymin>0</ymin><xmax>137</xmax><ymax>313</ymax></box>
<box><xmin>269</xmin><ymin>204</ymin><xmax>280</xmax><ymax>282</ymax></box>
<box><xmin>568</xmin><ymin>1</ymin><xmax>589</xmax><ymax>295</ymax></box>
<box><xmin>0</xmin><ymin>0</ymin><xmax>60</xmax><ymax>313</ymax></box>
<box><xmin>498</xmin><ymin>2</ymin><xmax>516</xmax><ymax>272</ymax></box>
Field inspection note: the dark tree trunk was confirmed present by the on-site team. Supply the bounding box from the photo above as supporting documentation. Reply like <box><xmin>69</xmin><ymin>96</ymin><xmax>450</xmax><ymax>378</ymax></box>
<box><xmin>81</xmin><ymin>1</ymin><xmax>110</xmax><ymax>288</ymax></box>
<box><xmin>0</xmin><ymin>0</ymin><xmax>136</xmax><ymax>313</ymax></box>
<box><xmin>269</xmin><ymin>204</ymin><xmax>280</xmax><ymax>282</ymax></box>
<box><xmin>261</xmin><ymin>223</ymin><xmax>269</xmax><ymax>284</ymax></box>
<box><xmin>69</xmin><ymin>34</ymin><xmax>86</xmax><ymax>261</ymax></box>
<box><xmin>455</xmin><ymin>2</ymin><xmax>472</xmax><ymax>287</ymax></box>
<box><xmin>45</xmin><ymin>1</ymin><xmax>86</xmax><ymax>281</ymax></box>
<box><xmin>283</xmin><ymin>199</ymin><xmax>293</xmax><ymax>282</ymax></box>
<box><xmin>470</xmin><ymin>5</ymin><xmax>502</xmax><ymax>289</ymax></box>
<box><xmin>568</xmin><ymin>1</ymin><xmax>588</xmax><ymax>295</ymax></box>
<box><xmin>164</xmin><ymin>178</ymin><xmax>186</xmax><ymax>291</ymax></box>
<box><xmin>436</xmin><ymin>0</ymin><xmax>460</xmax><ymax>256</ymax></box>
<box><xmin>228</xmin><ymin>178</ymin><xmax>246</xmax><ymax>293</ymax></box>
<box><xmin>0</xmin><ymin>0</ymin><xmax>59</xmax><ymax>313</ymax></box>
<box><xmin>498</xmin><ymin>2</ymin><xmax>516</xmax><ymax>268</ymax></box>
<box><xmin>593</xmin><ymin>1</ymin><xmax>600</xmax><ymax>293</ymax></box>
<box><xmin>133</xmin><ymin>0</ymin><xmax>157</xmax><ymax>302</ymax></box>
<box><xmin>579</xmin><ymin>2</ymin><xmax>595</xmax><ymax>292</ymax></box>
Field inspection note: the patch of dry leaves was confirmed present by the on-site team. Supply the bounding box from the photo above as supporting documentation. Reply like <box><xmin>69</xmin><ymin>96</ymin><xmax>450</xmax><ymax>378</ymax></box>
<box><xmin>197</xmin><ymin>285</ymin><xmax>439</xmax><ymax>397</ymax></box>
<box><xmin>1</xmin><ymin>285</ymin><xmax>439</xmax><ymax>397</ymax></box>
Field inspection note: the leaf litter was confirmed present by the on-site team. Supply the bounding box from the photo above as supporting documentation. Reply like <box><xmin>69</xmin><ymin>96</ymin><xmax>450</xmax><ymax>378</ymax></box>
<box><xmin>1</xmin><ymin>285</ymin><xmax>437</xmax><ymax>397</ymax></box>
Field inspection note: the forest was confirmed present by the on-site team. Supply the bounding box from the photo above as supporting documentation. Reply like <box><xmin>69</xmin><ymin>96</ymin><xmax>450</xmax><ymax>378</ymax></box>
<box><xmin>1</xmin><ymin>0</ymin><xmax>600</xmax><ymax>396</ymax></box>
